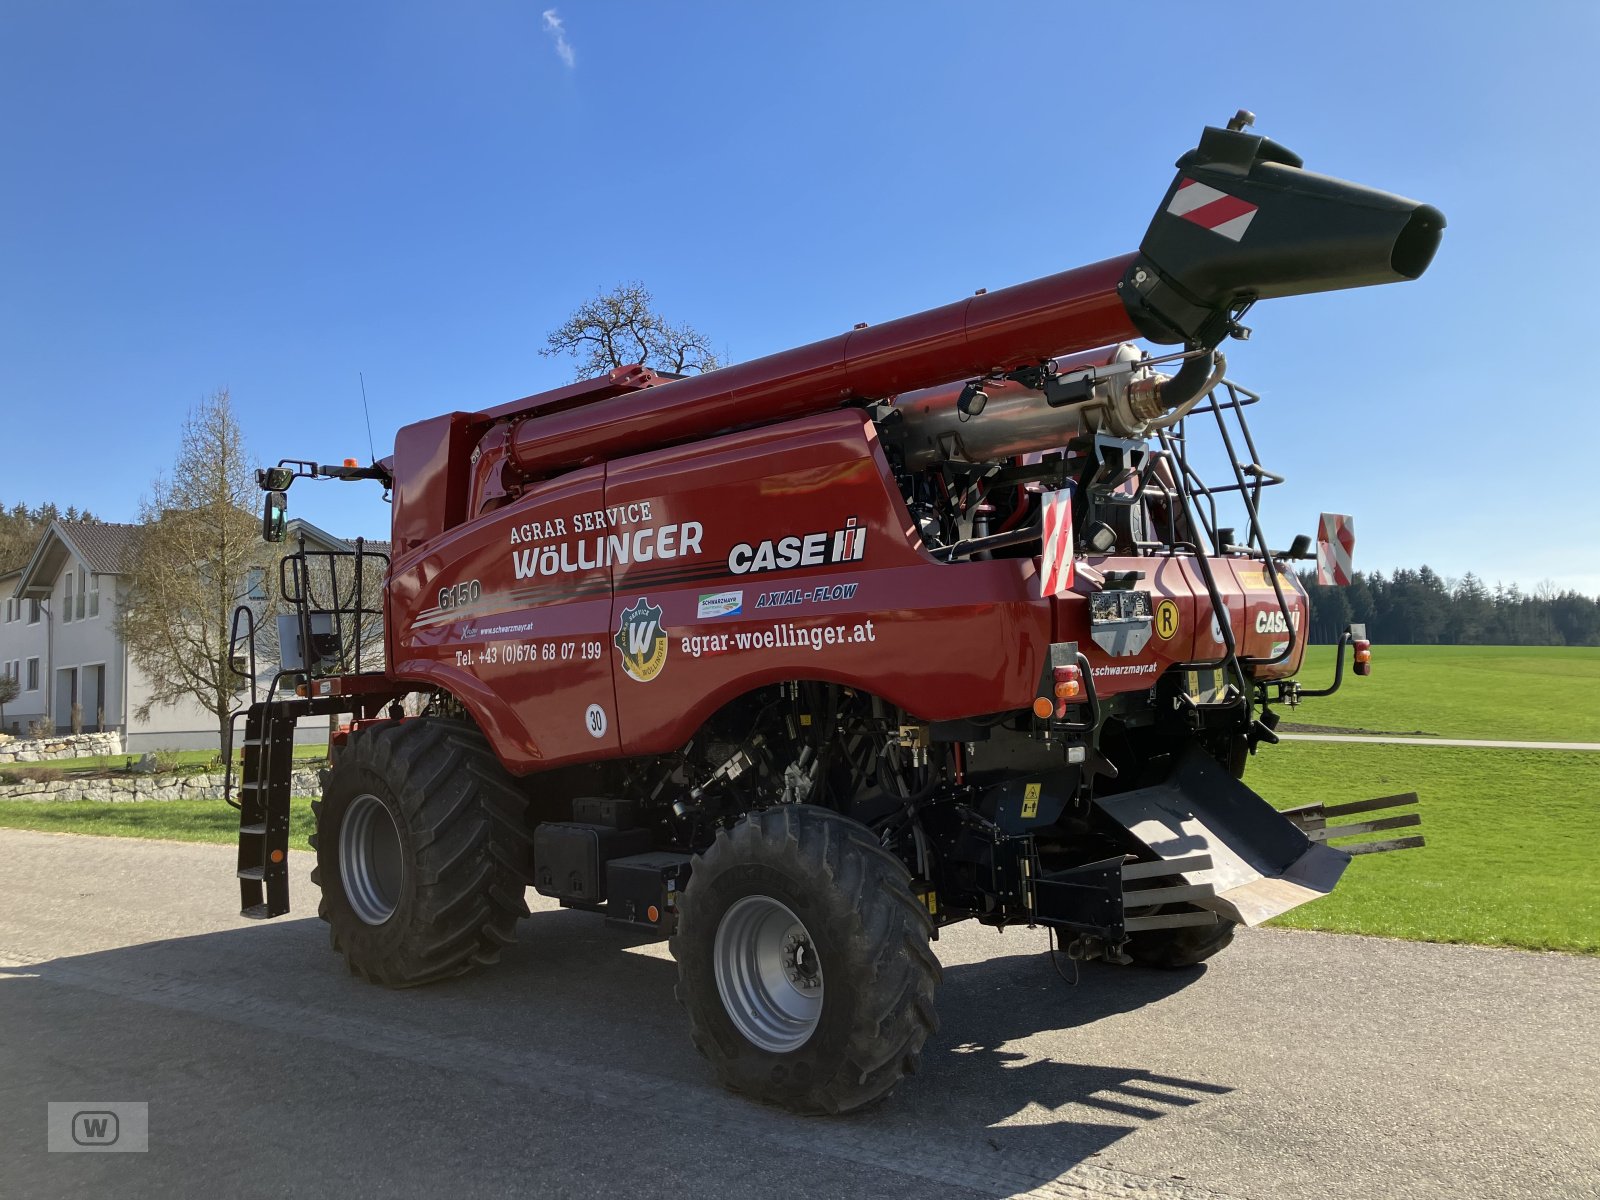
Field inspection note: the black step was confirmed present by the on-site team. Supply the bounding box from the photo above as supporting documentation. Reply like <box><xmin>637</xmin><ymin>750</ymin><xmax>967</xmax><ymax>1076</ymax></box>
<box><xmin>236</xmin><ymin>697</ymin><xmax>297</xmax><ymax>919</ymax></box>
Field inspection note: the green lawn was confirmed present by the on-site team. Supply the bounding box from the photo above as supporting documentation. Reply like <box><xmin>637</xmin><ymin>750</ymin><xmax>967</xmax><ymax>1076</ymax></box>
<box><xmin>1249</xmin><ymin>741</ymin><xmax>1599</xmax><ymax>953</ymax></box>
<box><xmin>1287</xmin><ymin>644</ymin><xmax>1600</xmax><ymax>742</ymax></box>
<box><xmin>0</xmin><ymin>796</ymin><xmax>317</xmax><ymax>851</ymax></box>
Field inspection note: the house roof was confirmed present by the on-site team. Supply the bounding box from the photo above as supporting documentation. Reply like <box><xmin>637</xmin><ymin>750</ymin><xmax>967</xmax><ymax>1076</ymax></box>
<box><xmin>13</xmin><ymin>521</ymin><xmax>141</xmax><ymax>599</ymax></box>
<box><xmin>9</xmin><ymin>517</ymin><xmax>387</xmax><ymax>601</ymax></box>
<box><xmin>284</xmin><ymin>518</ymin><xmax>390</xmax><ymax>558</ymax></box>
<box><xmin>60</xmin><ymin>522</ymin><xmax>141</xmax><ymax>574</ymax></box>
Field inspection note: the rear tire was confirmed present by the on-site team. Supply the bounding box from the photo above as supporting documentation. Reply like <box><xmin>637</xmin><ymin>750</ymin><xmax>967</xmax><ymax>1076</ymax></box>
<box><xmin>671</xmin><ymin>804</ymin><xmax>941</xmax><ymax>1114</ymax></box>
<box><xmin>309</xmin><ymin>718</ymin><xmax>531</xmax><ymax>987</ymax></box>
<box><xmin>1125</xmin><ymin>919</ymin><xmax>1237</xmax><ymax>968</ymax></box>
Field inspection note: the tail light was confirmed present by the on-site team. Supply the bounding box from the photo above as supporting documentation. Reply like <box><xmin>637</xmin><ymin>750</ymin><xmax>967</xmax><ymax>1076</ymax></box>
<box><xmin>1042</xmin><ymin>664</ymin><xmax>1084</xmax><ymax>717</ymax></box>
<box><xmin>1053</xmin><ymin>664</ymin><xmax>1083</xmax><ymax>700</ymax></box>
<box><xmin>1353</xmin><ymin>638</ymin><xmax>1372</xmax><ymax>676</ymax></box>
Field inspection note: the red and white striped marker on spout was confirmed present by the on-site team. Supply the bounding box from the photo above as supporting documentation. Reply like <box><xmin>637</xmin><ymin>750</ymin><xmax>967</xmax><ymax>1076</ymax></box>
<box><xmin>1317</xmin><ymin>512</ymin><xmax>1356</xmax><ymax>586</ymax></box>
<box><xmin>1166</xmin><ymin>177</ymin><xmax>1259</xmax><ymax>242</ymax></box>
<box><xmin>1039</xmin><ymin>488</ymin><xmax>1075</xmax><ymax>598</ymax></box>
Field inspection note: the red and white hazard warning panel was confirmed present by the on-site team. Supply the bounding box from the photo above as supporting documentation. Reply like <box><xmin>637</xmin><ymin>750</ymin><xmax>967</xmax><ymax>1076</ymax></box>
<box><xmin>1317</xmin><ymin>512</ymin><xmax>1355</xmax><ymax>585</ymax></box>
<box><xmin>1166</xmin><ymin>178</ymin><xmax>1259</xmax><ymax>242</ymax></box>
<box><xmin>1039</xmin><ymin>488</ymin><xmax>1075</xmax><ymax>597</ymax></box>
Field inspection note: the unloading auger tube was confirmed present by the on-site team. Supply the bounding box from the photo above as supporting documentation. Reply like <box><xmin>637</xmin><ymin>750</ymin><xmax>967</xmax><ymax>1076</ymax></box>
<box><xmin>230</xmin><ymin>111</ymin><xmax>1442</xmax><ymax>1119</ymax></box>
<box><xmin>502</xmin><ymin>116</ymin><xmax>1441</xmax><ymax>477</ymax></box>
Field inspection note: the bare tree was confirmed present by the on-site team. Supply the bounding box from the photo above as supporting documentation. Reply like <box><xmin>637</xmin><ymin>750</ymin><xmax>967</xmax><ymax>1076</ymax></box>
<box><xmin>118</xmin><ymin>390</ymin><xmax>265</xmax><ymax>760</ymax></box>
<box><xmin>542</xmin><ymin>282</ymin><xmax>720</xmax><ymax>379</ymax></box>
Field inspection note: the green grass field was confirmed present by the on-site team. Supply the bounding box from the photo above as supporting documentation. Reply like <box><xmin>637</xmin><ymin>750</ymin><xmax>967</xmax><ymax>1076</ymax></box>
<box><xmin>1249</xmin><ymin>741</ymin><xmax>1598</xmax><ymax>954</ymax></box>
<box><xmin>1288</xmin><ymin>644</ymin><xmax>1600</xmax><ymax>742</ymax></box>
<box><xmin>0</xmin><ymin>797</ymin><xmax>317</xmax><ymax>851</ymax></box>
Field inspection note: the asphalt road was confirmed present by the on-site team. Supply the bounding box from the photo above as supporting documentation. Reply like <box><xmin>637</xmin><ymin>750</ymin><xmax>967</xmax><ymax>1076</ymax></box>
<box><xmin>2</xmin><ymin>829</ymin><xmax>1596</xmax><ymax>1200</ymax></box>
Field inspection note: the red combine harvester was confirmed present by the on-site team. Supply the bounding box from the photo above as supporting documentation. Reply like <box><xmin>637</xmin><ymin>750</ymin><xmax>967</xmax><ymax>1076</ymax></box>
<box><xmin>234</xmin><ymin>113</ymin><xmax>1441</xmax><ymax>1113</ymax></box>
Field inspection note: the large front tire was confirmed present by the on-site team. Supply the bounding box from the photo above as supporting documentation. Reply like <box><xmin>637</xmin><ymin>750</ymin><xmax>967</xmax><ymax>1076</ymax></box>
<box><xmin>310</xmin><ymin>718</ymin><xmax>531</xmax><ymax>987</ymax></box>
<box><xmin>671</xmin><ymin>805</ymin><xmax>941</xmax><ymax>1114</ymax></box>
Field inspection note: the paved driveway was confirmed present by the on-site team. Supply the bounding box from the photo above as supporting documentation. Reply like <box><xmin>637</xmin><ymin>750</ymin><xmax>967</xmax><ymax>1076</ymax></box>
<box><xmin>1</xmin><ymin>829</ymin><xmax>1595</xmax><ymax>1199</ymax></box>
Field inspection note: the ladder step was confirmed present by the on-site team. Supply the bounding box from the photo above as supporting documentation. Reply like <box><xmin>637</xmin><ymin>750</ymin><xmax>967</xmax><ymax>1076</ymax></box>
<box><xmin>237</xmin><ymin>865</ymin><xmax>265</xmax><ymax>881</ymax></box>
<box><xmin>241</xmin><ymin>903</ymin><xmax>271</xmax><ymax>920</ymax></box>
<box><xmin>239</xmin><ymin>823</ymin><xmax>266</xmax><ymax>836</ymax></box>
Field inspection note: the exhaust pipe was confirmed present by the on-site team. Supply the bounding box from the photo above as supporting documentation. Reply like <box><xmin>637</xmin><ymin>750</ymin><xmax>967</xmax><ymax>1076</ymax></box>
<box><xmin>1122</xmin><ymin>114</ymin><xmax>1446</xmax><ymax>347</ymax></box>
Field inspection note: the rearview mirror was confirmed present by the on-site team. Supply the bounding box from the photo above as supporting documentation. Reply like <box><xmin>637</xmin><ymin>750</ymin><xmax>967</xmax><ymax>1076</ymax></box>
<box><xmin>259</xmin><ymin>466</ymin><xmax>295</xmax><ymax>491</ymax></box>
<box><xmin>262</xmin><ymin>491</ymin><xmax>288</xmax><ymax>543</ymax></box>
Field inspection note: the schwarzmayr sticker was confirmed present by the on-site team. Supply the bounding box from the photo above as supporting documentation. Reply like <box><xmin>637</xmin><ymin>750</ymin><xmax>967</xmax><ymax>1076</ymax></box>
<box><xmin>615</xmin><ymin>597</ymin><xmax>668</xmax><ymax>683</ymax></box>
<box><xmin>696</xmin><ymin>590</ymin><xmax>743</xmax><ymax>619</ymax></box>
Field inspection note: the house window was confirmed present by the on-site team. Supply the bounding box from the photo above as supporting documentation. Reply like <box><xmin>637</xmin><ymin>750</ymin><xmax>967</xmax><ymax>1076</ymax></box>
<box><xmin>76</xmin><ymin>567</ymin><xmax>88</xmax><ymax>620</ymax></box>
<box><xmin>26</xmin><ymin>658</ymin><xmax>39</xmax><ymax>691</ymax></box>
<box><xmin>244</xmin><ymin>567</ymin><xmax>266</xmax><ymax>601</ymax></box>
<box><xmin>29</xmin><ymin>598</ymin><xmax>40</xmax><ymax>623</ymax></box>
<box><xmin>88</xmin><ymin>573</ymin><xmax>100</xmax><ymax>618</ymax></box>
<box><xmin>62</xmin><ymin>571</ymin><xmax>73</xmax><ymax>624</ymax></box>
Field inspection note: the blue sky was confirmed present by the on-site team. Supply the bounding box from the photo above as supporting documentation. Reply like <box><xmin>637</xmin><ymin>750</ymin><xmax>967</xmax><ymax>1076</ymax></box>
<box><xmin>3</xmin><ymin>2</ymin><xmax>1596</xmax><ymax>592</ymax></box>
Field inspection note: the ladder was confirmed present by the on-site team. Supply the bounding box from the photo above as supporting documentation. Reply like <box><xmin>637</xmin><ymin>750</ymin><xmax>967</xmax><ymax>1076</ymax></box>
<box><xmin>236</xmin><ymin>699</ymin><xmax>297</xmax><ymax>918</ymax></box>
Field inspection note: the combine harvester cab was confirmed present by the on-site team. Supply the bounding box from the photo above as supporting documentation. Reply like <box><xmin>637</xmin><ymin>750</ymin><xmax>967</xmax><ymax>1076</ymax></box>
<box><xmin>230</xmin><ymin>111</ymin><xmax>1440</xmax><ymax>1114</ymax></box>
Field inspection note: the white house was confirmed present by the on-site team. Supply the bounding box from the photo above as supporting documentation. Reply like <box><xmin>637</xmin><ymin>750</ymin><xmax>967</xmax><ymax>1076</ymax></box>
<box><xmin>0</xmin><ymin>518</ymin><xmax>379</xmax><ymax>751</ymax></box>
<box><xmin>1</xmin><ymin>566</ymin><xmax>51</xmax><ymax>734</ymax></box>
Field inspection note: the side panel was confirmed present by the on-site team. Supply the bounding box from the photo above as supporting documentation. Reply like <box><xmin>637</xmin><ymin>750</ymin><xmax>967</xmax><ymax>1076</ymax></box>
<box><xmin>603</xmin><ymin>410</ymin><xmax>1050</xmax><ymax>756</ymax></box>
<box><xmin>1060</xmin><ymin>555</ymin><xmax>1309</xmax><ymax>697</ymax></box>
<box><xmin>386</xmin><ymin>465</ymin><xmax>621</xmax><ymax>771</ymax></box>
<box><xmin>389</xmin><ymin>414</ymin><xmax>479</xmax><ymax>557</ymax></box>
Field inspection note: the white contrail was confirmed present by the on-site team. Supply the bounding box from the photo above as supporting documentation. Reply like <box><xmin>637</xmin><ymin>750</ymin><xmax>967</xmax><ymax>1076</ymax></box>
<box><xmin>541</xmin><ymin>9</ymin><xmax>575</xmax><ymax>68</ymax></box>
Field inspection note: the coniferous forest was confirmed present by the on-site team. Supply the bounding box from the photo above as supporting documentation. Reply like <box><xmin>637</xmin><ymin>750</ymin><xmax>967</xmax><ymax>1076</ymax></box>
<box><xmin>1297</xmin><ymin>568</ymin><xmax>1600</xmax><ymax>646</ymax></box>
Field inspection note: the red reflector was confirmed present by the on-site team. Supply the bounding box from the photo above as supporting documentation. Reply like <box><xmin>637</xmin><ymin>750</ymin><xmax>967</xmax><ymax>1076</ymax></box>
<box><xmin>1031</xmin><ymin>696</ymin><xmax>1054</xmax><ymax>720</ymax></box>
<box><xmin>646</xmin><ymin>904</ymin><xmax>660</xmax><ymax>923</ymax></box>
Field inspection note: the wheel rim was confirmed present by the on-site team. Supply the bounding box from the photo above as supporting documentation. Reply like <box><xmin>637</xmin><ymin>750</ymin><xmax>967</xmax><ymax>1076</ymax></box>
<box><xmin>713</xmin><ymin>895</ymin><xmax>823</xmax><ymax>1053</ymax></box>
<box><xmin>340</xmin><ymin>793</ymin><xmax>405</xmax><ymax>925</ymax></box>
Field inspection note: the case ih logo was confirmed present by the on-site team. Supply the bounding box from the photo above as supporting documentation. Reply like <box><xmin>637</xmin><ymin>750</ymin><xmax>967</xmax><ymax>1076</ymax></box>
<box><xmin>727</xmin><ymin>518</ymin><xmax>867</xmax><ymax>576</ymax></box>
<box><xmin>614</xmin><ymin>597</ymin><xmax>668</xmax><ymax>683</ymax></box>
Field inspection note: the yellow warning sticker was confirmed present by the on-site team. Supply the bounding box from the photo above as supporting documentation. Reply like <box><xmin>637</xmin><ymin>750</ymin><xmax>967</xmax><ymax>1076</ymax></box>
<box><xmin>1155</xmin><ymin>598</ymin><xmax>1180</xmax><ymax>641</ymax></box>
<box><xmin>1021</xmin><ymin>782</ymin><xmax>1042</xmax><ymax>819</ymax></box>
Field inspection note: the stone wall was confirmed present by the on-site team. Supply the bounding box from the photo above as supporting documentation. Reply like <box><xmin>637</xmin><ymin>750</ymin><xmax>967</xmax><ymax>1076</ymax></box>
<box><xmin>0</xmin><ymin>768</ymin><xmax>322</xmax><ymax>803</ymax></box>
<box><xmin>0</xmin><ymin>731</ymin><xmax>124</xmax><ymax>763</ymax></box>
